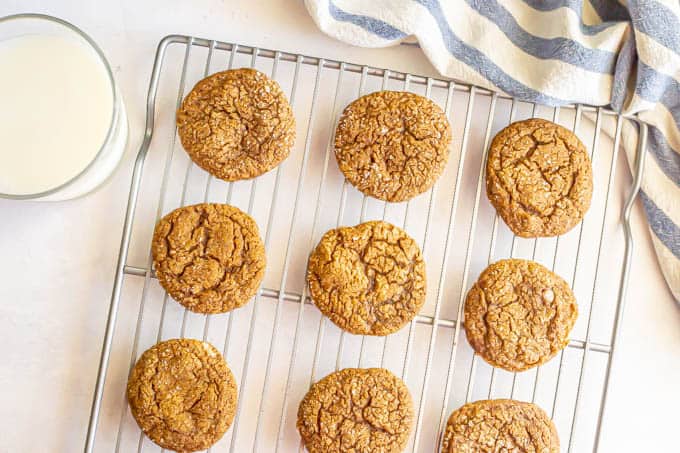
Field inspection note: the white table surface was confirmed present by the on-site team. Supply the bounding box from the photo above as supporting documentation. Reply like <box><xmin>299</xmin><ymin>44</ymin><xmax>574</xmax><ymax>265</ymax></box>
<box><xmin>0</xmin><ymin>1</ymin><xmax>678</xmax><ymax>452</ymax></box>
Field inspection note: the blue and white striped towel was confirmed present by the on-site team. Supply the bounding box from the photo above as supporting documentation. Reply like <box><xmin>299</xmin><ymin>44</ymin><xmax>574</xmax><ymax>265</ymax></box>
<box><xmin>305</xmin><ymin>0</ymin><xmax>680</xmax><ymax>302</ymax></box>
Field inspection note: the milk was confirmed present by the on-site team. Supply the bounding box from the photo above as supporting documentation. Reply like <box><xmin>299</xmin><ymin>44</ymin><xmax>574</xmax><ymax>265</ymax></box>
<box><xmin>0</xmin><ymin>34</ymin><xmax>114</xmax><ymax>196</ymax></box>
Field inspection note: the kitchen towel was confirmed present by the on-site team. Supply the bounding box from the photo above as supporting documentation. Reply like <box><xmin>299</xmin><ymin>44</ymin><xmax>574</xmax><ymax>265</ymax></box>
<box><xmin>305</xmin><ymin>0</ymin><xmax>680</xmax><ymax>302</ymax></box>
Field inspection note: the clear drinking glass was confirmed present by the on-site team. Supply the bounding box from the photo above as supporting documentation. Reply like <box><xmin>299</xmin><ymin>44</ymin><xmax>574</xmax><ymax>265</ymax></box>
<box><xmin>0</xmin><ymin>13</ymin><xmax>128</xmax><ymax>201</ymax></box>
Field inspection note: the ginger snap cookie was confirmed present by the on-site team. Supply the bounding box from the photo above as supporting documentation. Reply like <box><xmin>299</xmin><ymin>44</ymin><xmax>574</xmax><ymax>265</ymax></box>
<box><xmin>297</xmin><ymin>368</ymin><xmax>413</xmax><ymax>453</ymax></box>
<box><xmin>152</xmin><ymin>203</ymin><xmax>266</xmax><ymax>314</ymax></box>
<box><xmin>486</xmin><ymin>118</ymin><xmax>593</xmax><ymax>237</ymax></box>
<box><xmin>334</xmin><ymin>90</ymin><xmax>452</xmax><ymax>202</ymax></box>
<box><xmin>307</xmin><ymin>220</ymin><xmax>426</xmax><ymax>336</ymax></box>
<box><xmin>177</xmin><ymin>68</ymin><xmax>295</xmax><ymax>181</ymax></box>
<box><xmin>441</xmin><ymin>399</ymin><xmax>559</xmax><ymax>453</ymax></box>
<box><xmin>464</xmin><ymin>259</ymin><xmax>578</xmax><ymax>372</ymax></box>
<box><xmin>127</xmin><ymin>338</ymin><xmax>238</xmax><ymax>452</ymax></box>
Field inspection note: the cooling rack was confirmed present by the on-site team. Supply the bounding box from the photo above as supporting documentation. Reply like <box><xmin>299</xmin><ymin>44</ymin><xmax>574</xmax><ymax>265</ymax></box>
<box><xmin>84</xmin><ymin>35</ymin><xmax>648</xmax><ymax>453</ymax></box>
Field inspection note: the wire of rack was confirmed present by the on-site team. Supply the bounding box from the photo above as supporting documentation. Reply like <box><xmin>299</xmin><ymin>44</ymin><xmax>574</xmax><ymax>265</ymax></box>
<box><xmin>84</xmin><ymin>35</ymin><xmax>648</xmax><ymax>453</ymax></box>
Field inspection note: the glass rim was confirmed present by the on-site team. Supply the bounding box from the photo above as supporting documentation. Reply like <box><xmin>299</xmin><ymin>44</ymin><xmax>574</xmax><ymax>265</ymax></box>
<box><xmin>0</xmin><ymin>13</ymin><xmax>120</xmax><ymax>200</ymax></box>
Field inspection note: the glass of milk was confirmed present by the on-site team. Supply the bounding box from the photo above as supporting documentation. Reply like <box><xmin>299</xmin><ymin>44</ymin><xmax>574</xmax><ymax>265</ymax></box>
<box><xmin>0</xmin><ymin>13</ymin><xmax>128</xmax><ymax>201</ymax></box>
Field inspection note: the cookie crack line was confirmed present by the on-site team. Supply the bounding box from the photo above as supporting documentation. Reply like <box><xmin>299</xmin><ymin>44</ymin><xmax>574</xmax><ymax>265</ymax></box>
<box><xmin>496</xmin><ymin>155</ymin><xmax>573</xmax><ymax>221</ymax></box>
<box><xmin>127</xmin><ymin>339</ymin><xmax>237</xmax><ymax>452</ymax></box>
<box><xmin>297</xmin><ymin>368</ymin><xmax>413</xmax><ymax>453</ymax></box>
<box><xmin>152</xmin><ymin>203</ymin><xmax>266</xmax><ymax>314</ymax></box>
<box><xmin>334</xmin><ymin>90</ymin><xmax>452</xmax><ymax>202</ymax></box>
<box><xmin>486</xmin><ymin>118</ymin><xmax>592</xmax><ymax>238</ymax></box>
<box><xmin>307</xmin><ymin>220</ymin><xmax>426</xmax><ymax>336</ymax></box>
<box><xmin>464</xmin><ymin>259</ymin><xmax>578</xmax><ymax>372</ymax></box>
<box><xmin>177</xmin><ymin>68</ymin><xmax>296</xmax><ymax>182</ymax></box>
<box><xmin>442</xmin><ymin>400</ymin><xmax>559</xmax><ymax>453</ymax></box>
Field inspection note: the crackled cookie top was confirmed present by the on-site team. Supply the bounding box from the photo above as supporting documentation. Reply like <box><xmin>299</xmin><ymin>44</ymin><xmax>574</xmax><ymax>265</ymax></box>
<box><xmin>152</xmin><ymin>203</ymin><xmax>266</xmax><ymax>314</ymax></box>
<box><xmin>177</xmin><ymin>68</ymin><xmax>295</xmax><ymax>181</ymax></box>
<box><xmin>486</xmin><ymin>118</ymin><xmax>592</xmax><ymax>237</ymax></box>
<box><xmin>127</xmin><ymin>339</ymin><xmax>237</xmax><ymax>452</ymax></box>
<box><xmin>297</xmin><ymin>368</ymin><xmax>413</xmax><ymax>453</ymax></box>
<box><xmin>307</xmin><ymin>221</ymin><xmax>426</xmax><ymax>336</ymax></box>
<box><xmin>334</xmin><ymin>90</ymin><xmax>451</xmax><ymax>202</ymax></box>
<box><xmin>464</xmin><ymin>259</ymin><xmax>577</xmax><ymax>372</ymax></box>
<box><xmin>442</xmin><ymin>399</ymin><xmax>559</xmax><ymax>453</ymax></box>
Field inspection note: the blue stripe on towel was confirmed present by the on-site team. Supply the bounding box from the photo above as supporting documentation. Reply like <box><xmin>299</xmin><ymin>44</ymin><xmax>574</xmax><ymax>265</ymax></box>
<box><xmin>328</xmin><ymin>1</ymin><xmax>408</xmax><ymax>40</ymax></box>
<box><xmin>637</xmin><ymin>62</ymin><xmax>680</xmax><ymax>107</ymax></box>
<box><xmin>628</xmin><ymin>0</ymin><xmax>680</xmax><ymax>55</ymax></box>
<box><xmin>522</xmin><ymin>0</ymin><xmax>617</xmax><ymax>35</ymax></box>
<box><xmin>641</xmin><ymin>191</ymin><xmax>680</xmax><ymax>259</ymax></box>
<box><xmin>522</xmin><ymin>0</ymin><xmax>586</xmax><ymax>13</ymax></box>
<box><xmin>610</xmin><ymin>32</ymin><xmax>637</xmax><ymax>111</ymax></box>
<box><xmin>648</xmin><ymin>126</ymin><xmax>680</xmax><ymax>188</ymax></box>
<box><xmin>636</xmin><ymin>62</ymin><xmax>680</xmax><ymax>125</ymax></box>
<box><xmin>467</xmin><ymin>0</ymin><xmax>617</xmax><ymax>73</ymax></box>
<box><xmin>414</xmin><ymin>0</ymin><xmax>570</xmax><ymax>105</ymax></box>
<box><xmin>589</xmin><ymin>0</ymin><xmax>630</xmax><ymax>21</ymax></box>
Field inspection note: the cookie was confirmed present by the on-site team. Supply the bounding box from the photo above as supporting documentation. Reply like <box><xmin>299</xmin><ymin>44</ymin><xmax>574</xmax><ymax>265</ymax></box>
<box><xmin>152</xmin><ymin>203</ymin><xmax>266</xmax><ymax>314</ymax></box>
<box><xmin>486</xmin><ymin>118</ymin><xmax>593</xmax><ymax>237</ymax></box>
<box><xmin>307</xmin><ymin>220</ymin><xmax>426</xmax><ymax>336</ymax></box>
<box><xmin>334</xmin><ymin>90</ymin><xmax>451</xmax><ymax>202</ymax></box>
<box><xmin>297</xmin><ymin>368</ymin><xmax>413</xmax><ymax>453</ymax></box>
<box><xmin>177</xmin><ymin>68</ymin><xmax>295</xmax><ymax>181</ymax></box>
<box><xmin>127</xmin><ymin>339</ymin><xmax>238</xmax><ymax>452</ymax></box>
<box><xmin>441</xmin><ymin>399</ymin><xmax>559</xmax><ymax>453</ymax></box>
<box><xmin>464</xmin><ymin>259</ymin><xmax>578</xmax><ymax>372</ymax></box>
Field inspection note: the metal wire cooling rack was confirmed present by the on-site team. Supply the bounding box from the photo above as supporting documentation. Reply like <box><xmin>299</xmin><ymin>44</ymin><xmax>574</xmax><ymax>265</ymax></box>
<box><xmin>84</xmin><ymin>35</ymin><xmax>648</xmax><ymax>453</ymax></box>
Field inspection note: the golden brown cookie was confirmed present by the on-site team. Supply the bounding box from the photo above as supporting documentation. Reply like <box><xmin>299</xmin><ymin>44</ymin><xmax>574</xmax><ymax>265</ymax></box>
<box><xmin>127</xmin><ymin>339</ymin><xmax>238</xmax><ymax>452</ymax></box>
<box><xmin>486</xmin><ymin>118</ymin><xmax>593</xmax><ymax>237</ymax></box>
<box><xmin>441</xmin><ymin>399</ymin><xmax>559</xmax><ymax>453</ymax></box>
<box><xmin>334</xmin><ymin>90</ymin><xmax>451</xmax><ymax>202</ymax></box>
<box><xmin>307</xmin><ymin>220</ymin><xmax>426</xmax><ymax>336</ymax></box>
<box><xmin>297</xmin><ymin>368</ymin><xmax>413</xmax><ymax>453</ymax></box>
<box><xmin>177</xmin><ymin>68</ymin><xmax>295</xmax><ymax>181</ymax></box>
<box><xmin>152</xmin><ymin>203</ymin><xmax>266</xmax><ymax>314</ymax></box>
<box><xmin>464</xmin><ymin>259</ymin><xmax>578</xmax><ymax>372</ymax></box>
